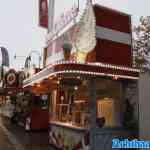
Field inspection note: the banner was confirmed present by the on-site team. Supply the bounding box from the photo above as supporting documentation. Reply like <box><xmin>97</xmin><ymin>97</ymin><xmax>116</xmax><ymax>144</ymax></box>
<box><xmin>0</xmin><ymin>47</ymin><xmax>9</xmax><ymax>67</ymax></box>
<box><xmin>39</xmin><ymin>0</ymin><xmax>48</xmax><ymax>28</ymax></box>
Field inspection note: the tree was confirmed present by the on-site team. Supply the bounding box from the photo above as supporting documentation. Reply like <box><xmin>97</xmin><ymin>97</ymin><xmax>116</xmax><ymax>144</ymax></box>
<box><xmin>133</xmin><ymin>16</ymin><xmax>150</xmax><ymax>73</ymax></box>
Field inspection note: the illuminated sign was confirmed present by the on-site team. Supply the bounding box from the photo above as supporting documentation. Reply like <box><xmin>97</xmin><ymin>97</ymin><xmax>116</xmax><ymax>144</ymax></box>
<box><xmin>48</xmin><ymin>0</ymin><xmax>89</xmax><ymax>40</ymax></box>
<box><xmin>46</xmin><ymin>0</ymin><xmax>96</xmax><ymax>65</ymax></box>
<box><xmin>53</xmin><ymin>3</ymin><xmax>78</xmax><ymax>34</ymax></box>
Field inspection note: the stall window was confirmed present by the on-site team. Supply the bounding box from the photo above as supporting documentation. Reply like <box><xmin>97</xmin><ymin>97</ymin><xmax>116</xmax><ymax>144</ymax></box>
<box><xmin>50</xmin><ymin>79</ymin><xmax>90</xmax><ymax>128</ymax></box>
<box><xmin>97</xmin><ymin>98</ymin><xmax>114</xmax><ymax>126</ymax></box>
<box><xmin>96</xmin><ymin>79</ymin><xmax>122</xmax><ymax>127</ymax></box>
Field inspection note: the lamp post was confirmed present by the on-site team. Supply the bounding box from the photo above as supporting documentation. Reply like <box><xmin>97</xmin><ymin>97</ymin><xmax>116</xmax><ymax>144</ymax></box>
<box><xmin>14</xmin><ymin>54</ymin><xmax>26</xmax><ymax>59</ymax></box>
<box><xmin>14</xmin><ymin>54</ymin><xmax>27</xmax><ymax>70</ymax></box>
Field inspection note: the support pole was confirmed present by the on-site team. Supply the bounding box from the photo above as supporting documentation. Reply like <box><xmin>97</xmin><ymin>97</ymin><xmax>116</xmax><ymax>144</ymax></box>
<box><xmin>89</xmin><ymin>78</ymin><xmax>97</xmax><ymax>150</ymax></box>
<box><xmin>48</xmin><ymin>0</ymin><xmax>55</xmax><ymax>32</ymax></box>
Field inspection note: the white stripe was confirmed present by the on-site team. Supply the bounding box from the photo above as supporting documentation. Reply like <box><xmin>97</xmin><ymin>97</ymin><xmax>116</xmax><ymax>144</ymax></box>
<box><xmin>96</xmin><ymin>26</ymin><xmax>131</xmax><ymax>45</ymax></box>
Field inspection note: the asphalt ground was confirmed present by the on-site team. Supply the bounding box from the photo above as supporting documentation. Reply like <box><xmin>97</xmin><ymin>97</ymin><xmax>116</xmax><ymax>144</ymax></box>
<box><xmin>0</xmin><ymin>116</ymin><xmax>56</xmax><ymax>150</ymax></box>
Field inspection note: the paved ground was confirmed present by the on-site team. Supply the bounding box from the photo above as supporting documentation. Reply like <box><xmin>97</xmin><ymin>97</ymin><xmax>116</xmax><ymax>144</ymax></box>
<box><xmin>0</xmin><ymin>116</ymin><xmax>56</xmax><ymax>150</ymax></box>
<box><xmin>0</xmin><ymin>124</ymin><xmax>16</xmax><ymax>150</ymax></box>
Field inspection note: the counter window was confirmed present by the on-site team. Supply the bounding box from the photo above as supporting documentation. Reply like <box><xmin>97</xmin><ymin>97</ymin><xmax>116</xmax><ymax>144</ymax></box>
<box><xmin>96</xmin><ymin>79</ymin><xmax>122</xmax><ymax>127</ymax></box>
<box><xmin>50</xmin><ymin>78</ymin><xmax>90</xmax><ymax>128</ymax></box>
<box><xmin>50</xmin><ymin>78</ymin><xmax>123</xmax><ymax>129</ymax></box>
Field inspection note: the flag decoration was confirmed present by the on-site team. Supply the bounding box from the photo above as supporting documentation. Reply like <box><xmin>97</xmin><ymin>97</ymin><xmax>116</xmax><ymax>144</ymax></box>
<box><xmin>39</xmin><ymin>0</ymin><xmax>48</xmax><ymax>28</ymax></box>
<box><xmin>0</xmin><ymin>47</ymin><xmax>9</xmax><ymax>67</ymax></box>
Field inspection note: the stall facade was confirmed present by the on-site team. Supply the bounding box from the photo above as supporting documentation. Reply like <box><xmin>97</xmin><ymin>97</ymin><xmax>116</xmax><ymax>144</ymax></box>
<box><xmin>24</xmin><ymin>1</ymin><xmax>140</xmax><ymax>150</ymax></box>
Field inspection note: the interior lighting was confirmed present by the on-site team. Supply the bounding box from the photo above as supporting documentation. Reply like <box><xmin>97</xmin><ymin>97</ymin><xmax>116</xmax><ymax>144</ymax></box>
<box><xmin>74</xmin><ymin>86</ymin><xmax>78</xmax><ymax>90</ymax></box>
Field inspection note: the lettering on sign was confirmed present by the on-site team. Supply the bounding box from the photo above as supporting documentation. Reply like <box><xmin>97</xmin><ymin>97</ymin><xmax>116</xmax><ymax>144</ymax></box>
<box><xmin>53</xmin><ymin>5</ymin><xmax>78</xmax><ymax>35</ymax></box>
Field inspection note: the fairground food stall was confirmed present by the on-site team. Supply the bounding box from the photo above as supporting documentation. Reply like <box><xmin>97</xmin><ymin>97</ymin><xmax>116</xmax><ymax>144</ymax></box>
<box><xmin>23</xmin><ymin>1</ymin><xmax>140</xmax><ymax>150</ymax></box>
<box><xmin>24</xmin><ymin>62</ymin><xmax>139</xmax><ymax>149</ymax></box>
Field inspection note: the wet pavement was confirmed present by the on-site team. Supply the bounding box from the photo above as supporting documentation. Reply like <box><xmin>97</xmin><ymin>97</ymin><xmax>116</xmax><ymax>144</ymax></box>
<box><xmin>0</xmin><ymin>116</ymin><xmax>56</xmax><ymax>150</ymax></box>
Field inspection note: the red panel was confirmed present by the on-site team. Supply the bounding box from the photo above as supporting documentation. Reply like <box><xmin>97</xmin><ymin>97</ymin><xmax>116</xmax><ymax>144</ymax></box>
<box><xmin>95</xmin><ymin>39</ymin><xmax>132</xmax><ymax>66</ymax></box>
<box><xmin>86</xmin><ymin>50</ymin><xmax>96</xmax><ymax>62</ymax></box>
<box><xmin>31</xmin><ymin>107</ymin><xmax>49</xmax><ymax>130</ymax></box>
<box><xmin>94</xmin><ymin>5</ymin><xmax>131</xmax><ymax>33</ymax></box>
<box><xmin>39</xmin><ymin>0</ymin><xmax>48</xmax><ymax>28</ymax></box>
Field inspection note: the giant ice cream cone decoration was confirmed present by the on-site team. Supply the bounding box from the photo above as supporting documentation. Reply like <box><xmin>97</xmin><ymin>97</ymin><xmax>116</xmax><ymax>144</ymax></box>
<box><xmin>75</xmin><ymin>1</ymin><xmax>96</xmax><ymax>63</ymax></box>
<box><xmin>76</xmin><ymin>51</ymin><xmax>87</xmax><ymax>63</ymax></box>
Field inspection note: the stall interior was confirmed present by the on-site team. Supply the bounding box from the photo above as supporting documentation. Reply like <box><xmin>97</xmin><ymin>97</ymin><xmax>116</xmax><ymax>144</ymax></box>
<box><xmin>49</xmin><ymin>76</ymin><xmax>123</xmax><ymax>129</ymax></box>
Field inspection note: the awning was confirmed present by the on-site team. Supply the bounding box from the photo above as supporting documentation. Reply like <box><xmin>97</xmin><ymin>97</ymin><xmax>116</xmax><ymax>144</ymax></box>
<box><xmin>23</xmin><ymin>61</ymin><xmax>140</xmax><ymax>87</ymax></box>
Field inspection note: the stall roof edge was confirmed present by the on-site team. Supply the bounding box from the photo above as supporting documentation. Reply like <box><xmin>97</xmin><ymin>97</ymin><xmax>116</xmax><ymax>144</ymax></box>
<box><xmin>93</xmin><ymin>3</ymin><xmax>131</xmax><ymax>17</ymax></box>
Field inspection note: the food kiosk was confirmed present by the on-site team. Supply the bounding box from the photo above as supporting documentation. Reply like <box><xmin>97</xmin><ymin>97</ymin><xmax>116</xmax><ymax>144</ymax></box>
<box><xmin>24</xmin><ymin>1</ymin><xmax>140</xmax><ymax>150</ymax></box>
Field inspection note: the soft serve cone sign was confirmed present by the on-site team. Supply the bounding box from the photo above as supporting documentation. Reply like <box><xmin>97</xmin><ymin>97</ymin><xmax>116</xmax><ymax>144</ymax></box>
<box><xmin>75</xmin><ymin>1</ymin><xmax>96</xmax><ymax>63</ymax></box>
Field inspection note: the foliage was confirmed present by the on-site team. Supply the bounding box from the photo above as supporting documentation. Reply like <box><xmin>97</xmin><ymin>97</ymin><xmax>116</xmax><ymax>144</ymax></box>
<box><xmin>133</xmin><ymin>16</ymin><xmax>150</xmax><ymax>73</ymax></box>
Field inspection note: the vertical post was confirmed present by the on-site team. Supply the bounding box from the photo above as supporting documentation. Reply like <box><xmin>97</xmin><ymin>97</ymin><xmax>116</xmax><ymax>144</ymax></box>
<box><xmin>38</xmin><ymin>55</ymin><xmax>41</xmax><ymax>69</ymax></box>
<box><xmin>43</xmin><ymin>48</ymin><xmax>47</xmax><ymax>68</ymax></box>
<box><xmin>89</xmin><ymin>78</ymin><xmax>97</xmax><ymax>150</ymax></box>
<box><xmin>121</xmin><ymin>80</ymin><xmax>127</xmax><ymax>126</ymax></box>
<box><xmin>1</xmin><ymin>64</ymin><xmax>4</xmax><ymax>81</ymax></box>
<box><xmin>48</xmin><ymin>0</ymin><xmax>55</xmax><ymax>32</ymax></box>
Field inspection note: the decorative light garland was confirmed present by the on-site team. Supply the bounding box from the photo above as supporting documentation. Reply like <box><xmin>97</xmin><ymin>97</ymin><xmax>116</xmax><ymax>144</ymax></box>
<box><xmin>23</xmin><ymin>61</ymin><xmax>140</xmax><ymax>87</ymax></box>
<box><xmin>23</xmin><ymin>70</ymin><xmax>139</xmax><ymax>88</ymax></box>
<box><xmin>50</xmin><ymin>60</ymin><xmax>140</xmax><ymax>72</ymax></box>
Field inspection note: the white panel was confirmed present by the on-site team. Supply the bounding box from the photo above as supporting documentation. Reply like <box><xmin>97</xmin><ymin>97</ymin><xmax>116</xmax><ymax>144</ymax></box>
<box><xmin>96</xmin><ymin>26</ymin><xmax>131</xmax><ymax>45</ymax></box>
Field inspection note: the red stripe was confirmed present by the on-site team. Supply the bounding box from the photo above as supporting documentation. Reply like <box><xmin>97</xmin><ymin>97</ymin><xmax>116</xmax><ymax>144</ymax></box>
<box><xmin>39</xmin><ymin>0</ymin><xmax>48</xmax><ymax>28</ymax></box>
<box><xmin>94</xmin><ymin>5</ymin><xmax>131</xmax><ymax>33</ymax></box>
<box><xmin>95</xmin><ymin>39</ymin><xmax>132</xmax><ymax>66</ymax></box>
